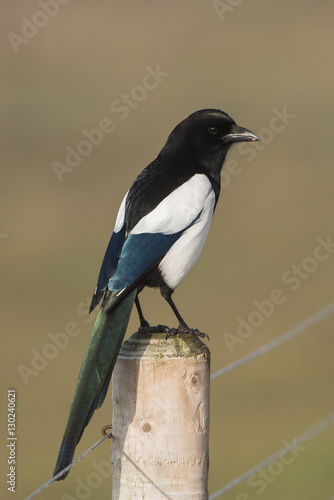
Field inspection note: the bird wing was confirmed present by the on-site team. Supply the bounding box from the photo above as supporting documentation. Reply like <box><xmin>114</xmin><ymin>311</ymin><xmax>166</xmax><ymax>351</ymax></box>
<box><xmin>109</xmin><ymin>173</ymin><xmax>213</xmax><ymax>292</ymax></box>
<box><xmin>90</xmin><ymin>173</ymin><xmax>213</xmax><ymax>310</ymax></box>
<box><xmin>89</xmin><ymin>192</ymin><xmax>128</xmax><ymax>311</ymax></box>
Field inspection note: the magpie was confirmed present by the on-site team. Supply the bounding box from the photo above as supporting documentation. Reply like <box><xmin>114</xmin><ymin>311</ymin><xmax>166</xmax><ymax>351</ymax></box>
<box><xmin>53</xmin><ymin>108</ymin><xmax>260</xmax><ymax>479</ymax></box>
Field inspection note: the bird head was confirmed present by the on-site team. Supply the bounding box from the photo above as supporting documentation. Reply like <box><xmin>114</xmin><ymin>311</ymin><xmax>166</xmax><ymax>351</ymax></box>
<box><xmin>163</xmin><ymin>109</ymin><xmax>260</xmax><ymax>171</ymax></box>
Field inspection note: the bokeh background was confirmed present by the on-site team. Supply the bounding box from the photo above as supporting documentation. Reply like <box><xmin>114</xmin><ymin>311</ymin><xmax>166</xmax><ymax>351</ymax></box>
<box><xmin>1</xmin><ymin>1</ymin><xmax>334</xmax><ymax>499</ymax></box>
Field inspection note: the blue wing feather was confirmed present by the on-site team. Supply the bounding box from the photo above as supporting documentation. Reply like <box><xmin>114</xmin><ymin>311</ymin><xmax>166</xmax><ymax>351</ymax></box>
<box><xmin>97</xmin><ymin>226</ymin><xmax>126</xmax><ymax>291</ymax></box>
<box><xmin>108</xmin><ymin>231</ymin><xmax>183</xmax><ymax>292</ymax></box>
<box><xmin>89</xmin><ymin>226</ymin><xmax>126</xmax><ymax>312</ymax></box>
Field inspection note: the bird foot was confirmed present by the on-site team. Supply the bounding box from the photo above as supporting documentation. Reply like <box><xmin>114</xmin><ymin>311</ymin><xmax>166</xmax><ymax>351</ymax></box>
<box><xmin>165</xmin><ymin>325</ymin><xmax>209</xmax><ymax>341</ymax></box>
<box><xmin>138</xmin><ymin>324</ymin><xmax>169</xmax><ymax>334</ymax></box>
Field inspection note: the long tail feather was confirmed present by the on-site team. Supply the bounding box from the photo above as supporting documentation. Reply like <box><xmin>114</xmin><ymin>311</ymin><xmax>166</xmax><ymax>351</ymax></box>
<box><xmin>53</xmin><ymin>288</ymin><xmax>137</xmax><ymax>479</ymax></box>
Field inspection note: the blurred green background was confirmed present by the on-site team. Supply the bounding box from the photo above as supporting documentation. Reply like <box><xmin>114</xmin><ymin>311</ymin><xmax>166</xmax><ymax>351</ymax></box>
<box><xmin>1</xmin><ymin>1</ymin><xmax>334</xmax><ymax>499</ymax></box>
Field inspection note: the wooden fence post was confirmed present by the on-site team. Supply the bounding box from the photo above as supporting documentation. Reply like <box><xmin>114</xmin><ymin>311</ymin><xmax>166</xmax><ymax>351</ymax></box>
<box><xmin>111</xmin><ymin>331</ymin><xmax>210</xmax><ymax>499</ymax></box>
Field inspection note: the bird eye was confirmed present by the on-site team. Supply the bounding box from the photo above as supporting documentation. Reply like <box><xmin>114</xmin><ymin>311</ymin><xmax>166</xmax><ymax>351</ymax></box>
<box><xmin>208</xmin><ymin>127</ymin><xmax>218</xmax><ymax>135</ymax></box>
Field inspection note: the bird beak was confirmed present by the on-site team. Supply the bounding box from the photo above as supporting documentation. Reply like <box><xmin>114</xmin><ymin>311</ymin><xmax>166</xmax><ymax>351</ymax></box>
<box><xmin>224</xmin><ymin>124</ymin><xmax>260</xmax><ymax>144</ymax></box>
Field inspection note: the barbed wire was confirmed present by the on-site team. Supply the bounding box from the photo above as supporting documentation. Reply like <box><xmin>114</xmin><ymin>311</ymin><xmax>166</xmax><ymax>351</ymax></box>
<box><xmin>210</xmin><ymin>301</ymin><xmax>334</xmax><ymax>381</ymax></box>
<box><xmin>209</xmin><ymin>411</ymin><xmax>334</xmax><ymax>499</ymax></box>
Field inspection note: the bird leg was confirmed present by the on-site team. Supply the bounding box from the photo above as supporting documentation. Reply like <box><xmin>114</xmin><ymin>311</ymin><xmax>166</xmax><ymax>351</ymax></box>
<box><xmin>135</xmin><ymin>296</ymin><xmax>169</xmax><ymax>333</ymax></box>
<box><xmin>160</xmin><ymin>285</ymin><xmax>209</xmax><ymax>340</ymax></box>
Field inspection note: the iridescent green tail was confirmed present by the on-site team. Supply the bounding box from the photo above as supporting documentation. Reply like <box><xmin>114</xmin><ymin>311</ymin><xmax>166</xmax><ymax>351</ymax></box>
<box><xmin>53</xmin><ymin>289</ymin><xmax>137</xmax><ymax>479</ymax></box>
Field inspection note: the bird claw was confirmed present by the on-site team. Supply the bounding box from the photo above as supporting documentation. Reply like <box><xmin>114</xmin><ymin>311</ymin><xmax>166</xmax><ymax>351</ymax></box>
<box><xmin>138</xmin><ymin>324</ymin><xmax>169</xmax><ymax>334</ymax></box>
<box><xmin>165</xmin><ymin>326</ymin><xmax>209</xmax><ymax>341</ymax></box>
<box><xmin>137</xmin><ymin>322</ymin><xmax>209</xmax><ymax>341</ymax></box>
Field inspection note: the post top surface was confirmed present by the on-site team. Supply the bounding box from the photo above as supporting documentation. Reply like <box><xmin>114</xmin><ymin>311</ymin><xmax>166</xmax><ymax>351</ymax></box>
<box><xmin>118</xmin><ymin>331</ymin><xmax>210</xmax><ymax>360</ymax></box>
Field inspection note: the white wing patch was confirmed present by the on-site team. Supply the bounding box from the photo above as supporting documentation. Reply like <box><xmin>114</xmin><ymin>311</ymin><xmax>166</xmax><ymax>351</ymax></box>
<box><xmin>158</xmin><ymin>189</ymin><xmax>216</xmax><ymax>290</ymax></box>
<box><xmin>114</xmin><ymin>191</ymin><xmax>128</xmax><ymax>233</ymax></box>
<box><xmin>131</xmin><ymin>174</ymin><xmax>212</xmax><ymax>235</ymax></box>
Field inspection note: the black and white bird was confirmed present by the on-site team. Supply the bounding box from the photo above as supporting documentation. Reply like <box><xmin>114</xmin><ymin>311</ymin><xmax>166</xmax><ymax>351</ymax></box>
<box><xmin>53</xmin><ymin>108</ymin><xmax>260</xmax><ymax>479</ymax></box>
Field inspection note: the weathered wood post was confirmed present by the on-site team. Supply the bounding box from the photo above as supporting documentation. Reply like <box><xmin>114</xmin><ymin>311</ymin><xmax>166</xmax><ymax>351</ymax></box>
<box><xmin>111</xmin><ymin>331</ymin><xmax>210</xmax><ymax>499</ymax></box>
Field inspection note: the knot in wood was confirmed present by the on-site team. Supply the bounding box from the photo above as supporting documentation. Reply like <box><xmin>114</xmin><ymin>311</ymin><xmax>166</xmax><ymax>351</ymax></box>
<box><xmin>141</xmin><ymin>421</ymin><xmax>152</xmax><ymax>433</ymax></box>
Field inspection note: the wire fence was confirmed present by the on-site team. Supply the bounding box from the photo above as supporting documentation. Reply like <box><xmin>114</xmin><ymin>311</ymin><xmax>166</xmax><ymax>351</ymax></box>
<box><xmin>24</xmin><ymin>301</ymin><xmax>334</xmax><ymax>500</ymax></box>
<box><xmin>210</xmin><ymin>301</ymin><xmax>334</xmax><ymax>381</ymax></box>
<box><xmin>209</xmin><ymin>301</ymin><xmax>334</xmax><ymax>498</ymax></box>
<box><xmin>24</xmin><ymin>431</ymin><xmax>113</xmax><ymax>500</ymax></box>
<box><xmin>209</xmin><ymin>412</ymin><xmax>334</xmax><ymax>499</ymax></box>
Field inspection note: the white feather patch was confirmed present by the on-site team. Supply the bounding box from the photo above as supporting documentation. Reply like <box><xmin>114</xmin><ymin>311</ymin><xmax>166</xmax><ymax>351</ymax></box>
<box><xmin>131</xmin><ymin>174</ymin><xmax>212</xmax><ymax>235</ymax></box>
<box><xmin>158</xmin><ymin>189</ymin><xmax>216</xmax><ymax>290</ymax></box>
<box><xmin>114</xmin><ymin>191</ymin><xmax>128</xmax><ymax>233</ymax></box>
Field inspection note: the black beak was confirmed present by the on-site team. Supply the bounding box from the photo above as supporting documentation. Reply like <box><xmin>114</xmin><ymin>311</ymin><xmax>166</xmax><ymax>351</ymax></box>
<box><xmin>224</xmin><ymin>124</ymin><xmax>260</xmax><ymax>144</ymax></box>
